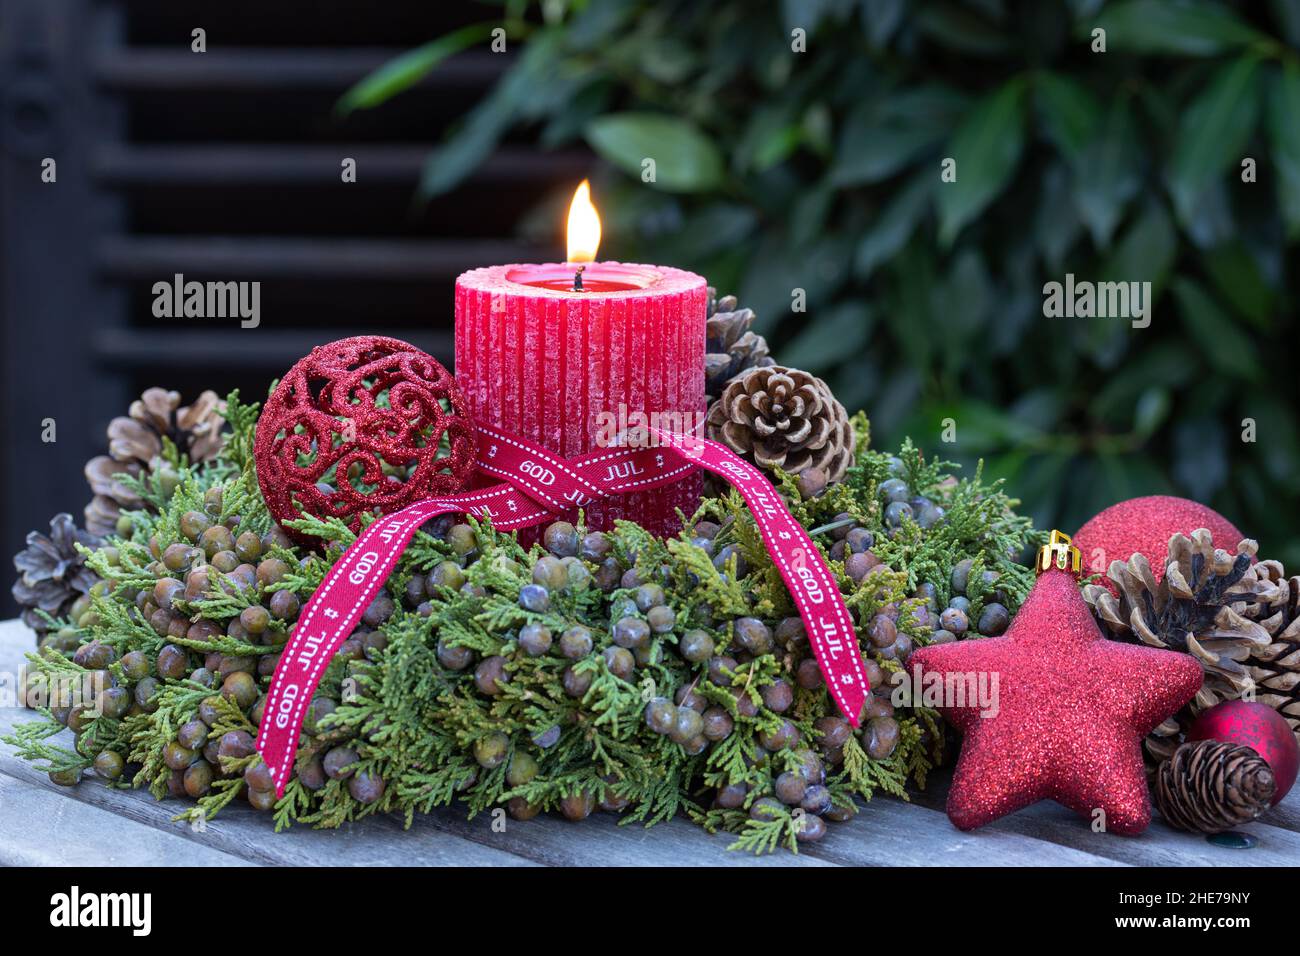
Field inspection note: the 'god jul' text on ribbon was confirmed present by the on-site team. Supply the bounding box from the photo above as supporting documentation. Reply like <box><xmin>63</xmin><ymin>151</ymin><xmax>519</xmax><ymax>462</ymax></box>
<box><xmin>255</xmin><ymin>427</ymin><xmax>870</xmax><ymax>797</ymax></box>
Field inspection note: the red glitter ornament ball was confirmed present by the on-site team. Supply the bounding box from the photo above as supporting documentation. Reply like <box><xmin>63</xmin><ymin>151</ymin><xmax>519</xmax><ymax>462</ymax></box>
<box><xmin>1074</xmin><ymin>495</ymin><xmax>1244</xmax><ymax>593</ymax></box>
<box><xmin>255</xmin><ymin>336</ymin><xmax>475</xmax><ymax>541</ymax></box>
<box><xmin>1187</xmin><ymin>700</ymin><xmax>1299</xmax><ymax>805</ymax></box>
<box><xmin>908</xmin><ymin>563</ymin><xmax>1203</xmax><ymax>835</ymax></box>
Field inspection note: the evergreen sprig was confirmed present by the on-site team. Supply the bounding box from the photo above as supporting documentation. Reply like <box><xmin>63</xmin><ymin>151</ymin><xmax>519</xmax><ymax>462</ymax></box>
<box><xmin>4</xmin><ymin>389</ymin><xmax>1041</xmax><ymax>853</ymax></box>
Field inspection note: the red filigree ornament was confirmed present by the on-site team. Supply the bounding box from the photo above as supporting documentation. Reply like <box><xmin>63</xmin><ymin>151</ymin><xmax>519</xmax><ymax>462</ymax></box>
<box><xmin>255</xmin><ymin>336</ymin><xmax>475</xmax><ymax>541</ymax></box>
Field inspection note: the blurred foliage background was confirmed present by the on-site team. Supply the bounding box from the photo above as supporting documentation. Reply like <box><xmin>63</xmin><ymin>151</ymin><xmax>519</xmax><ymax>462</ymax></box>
<box><xmin>349</xmin><ymin>0</ymin><xmax>1300</xmax><ymax>565</ymax></box>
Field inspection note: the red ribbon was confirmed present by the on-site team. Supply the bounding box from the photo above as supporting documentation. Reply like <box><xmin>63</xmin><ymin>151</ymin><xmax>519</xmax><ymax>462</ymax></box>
<box><xmin>255</xmin><ymin>427</ymin><xmax>869</xmax><ymax>796</ymax></box>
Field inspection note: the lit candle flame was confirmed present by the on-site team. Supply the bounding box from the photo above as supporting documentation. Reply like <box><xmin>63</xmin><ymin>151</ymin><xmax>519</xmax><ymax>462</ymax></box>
<box><xmin>566</xmin><ymin>179</ymin><xmax>601</xmax><ymax>264</ymax></box>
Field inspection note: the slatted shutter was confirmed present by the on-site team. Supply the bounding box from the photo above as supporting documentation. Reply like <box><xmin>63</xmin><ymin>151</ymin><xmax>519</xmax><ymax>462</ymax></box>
<box><xmin>0</xmin><ymin>0</ymin><xmax>588</xmax><ymax>614</ymax></box>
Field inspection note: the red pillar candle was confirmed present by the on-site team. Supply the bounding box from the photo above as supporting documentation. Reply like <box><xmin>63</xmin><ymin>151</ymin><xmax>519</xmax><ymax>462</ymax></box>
<box><xmin>454</xmin><ymin>260</ymin><xmax>707</xmax><ymax>538</ymax></box>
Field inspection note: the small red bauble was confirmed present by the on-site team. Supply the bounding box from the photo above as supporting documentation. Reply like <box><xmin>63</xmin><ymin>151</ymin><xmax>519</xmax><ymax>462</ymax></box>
<box><xmin>1187</xmin><ymin>700</ymin><xmax>1299</xmax><ymax>805</ymax></box>
<box><xmin>255</xmin><ymin>336</ymin><xmax>475</xmax><ymax>541</ymax></box>
<box><xmin>1074</xmin><ymin>495</ymin><xmax>1244</xmax><ymax>594</ymax></box>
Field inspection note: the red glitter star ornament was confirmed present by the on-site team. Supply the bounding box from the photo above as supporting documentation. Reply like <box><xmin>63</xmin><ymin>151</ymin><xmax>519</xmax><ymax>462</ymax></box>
<box><xmin>909</xmin><ymin>531</ymin><xmax>1203</xmax><ymax>835</ymax></box>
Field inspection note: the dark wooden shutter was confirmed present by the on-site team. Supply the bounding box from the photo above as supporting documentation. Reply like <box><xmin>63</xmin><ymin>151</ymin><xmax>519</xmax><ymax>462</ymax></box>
<box><xmin>0</xmin><ymin>0</ymin><xmax>589</xmax><ymax>614</ymax></box>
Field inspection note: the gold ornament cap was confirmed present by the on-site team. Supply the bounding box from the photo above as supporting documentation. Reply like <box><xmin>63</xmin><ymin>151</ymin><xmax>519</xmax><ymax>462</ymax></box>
<box><xmin>1037</xmin><ymin>530</ymin><xmax>1082</xmax><ymax>577</ymax></box>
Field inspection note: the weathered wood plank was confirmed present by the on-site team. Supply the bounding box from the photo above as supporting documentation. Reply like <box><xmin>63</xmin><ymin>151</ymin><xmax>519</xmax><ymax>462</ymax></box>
<box><xmin>0</xmin><ymin>773</ymin><xmax>252</xmax><ymax>867</ymax></box>
<box><xmin>1252</xmin><ymin>795</ymin><xmax>1300</xmax><ymax>833</ymax></box>
<box><xmin>8</xmin><ymin>617</ymin><xmax>1289</xmax><ymax>866</ymax></box>
<box><xmin>804</xmin><ymin>795</ymin><xmax>1126</xmax><ymax>867</ymax></box>
<box><xmin>910</xmin><ymin>761</ymin><xmax>1300</xmax><ymax>866</ymax></box>
<box><xmin>0</xmin><ymin>757</ymin><xmax>541</xmax><ymax>868</ymax></box>
<box><xmin>407</xmin><ymin>803</ymin><xmax>835</xmax><ymax>868</ymax></box>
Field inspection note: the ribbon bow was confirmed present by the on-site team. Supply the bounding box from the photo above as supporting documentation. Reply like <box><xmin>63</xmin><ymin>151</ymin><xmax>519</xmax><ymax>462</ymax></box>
<box><xmin>256</xmin><ymin>426</ymin><xmax>869</xmax><ymax>796</ymax></box>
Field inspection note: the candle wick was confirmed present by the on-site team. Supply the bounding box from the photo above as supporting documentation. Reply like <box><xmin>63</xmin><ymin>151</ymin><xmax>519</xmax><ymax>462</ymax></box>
<box><xmin>573</xmin><ymin>264</ymin><xmax>585</xmax><ymax>291</ymax></box>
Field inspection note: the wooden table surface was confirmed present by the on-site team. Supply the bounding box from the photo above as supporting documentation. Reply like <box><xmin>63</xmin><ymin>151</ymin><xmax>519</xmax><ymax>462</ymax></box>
<box><xmin>2</xmin><ymin>618</ymin><xmax>1297</xmax><ymax>867</ymax></box>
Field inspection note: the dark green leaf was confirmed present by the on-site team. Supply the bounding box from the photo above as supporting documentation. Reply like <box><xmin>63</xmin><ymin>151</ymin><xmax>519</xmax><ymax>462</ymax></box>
<box><xmin>662</xmin><ymin>204</ymin><xmax>759</xmax><ymax>264</ymax></box>
<box><xmin>1201</xmin><ymin>241</ymin><xmax>1273</xmax><ymax>328</ymax></box>
<box><xmin>1036</xmin><ymin>163</ymin><xmax>1083</xmax><ymax>268</ymax></box>
<box><xmin>565</xmin><ymin>0</ymin><xmax>640</xmax><ymax>50</ymax></box>
<box><xmin>828</xmin><ymin>354</ymin><xmax>880</xmax><ymax>411</ymax></box>
<box><xmin>1170</xmin><ymin>278</ymin><xmax>1259</xmax><ymax>380</ymax></box>
<box><xmin>1181</xmin><ymin>177</ymin><xmax>1236</xmax><ymax>249</ymax></box>
<box><xmin>1098</xmin><ymin>454</ymin><xmax>1176</xmax><ymax>505</ymax></box>
<box><xmin>884</xmin><ymin>242</ymin><xmax>936</xmax><ymax>369</ymax></box>
<box><xmin>737</xmin><ymin>103</ymin><xmax>804</xmax><ymax>174</ymax></box>
<box><xmin>781</xmin><ymin>302</ymin><xmax>873</xmax><ymax>369</ymax></box>
<box><xmin>831</xmin><ymin>87</ymin><xmax>966</xmax><ymax>186</ymax></box>
<box><xmin>859</xmin><ymin>0</ymin><xmax>906</xmax><ymax>47</ymax></box>
<box><xmin>1085</xmin><ymin>0</ymin><xmax>1268</xmax><ymax>55</ymax></box>
<box><xmin>336</xmin><ymin>23</ymin><xmax>496</xmax><ymax>115</ymax></box>
<box><xmin>936</xmin><ymin>78</ymin><xmax>1027</xmax><ymax>244</ymax></box>
<box><xmin>782</xmin><ymin>0</ymin><xmax>846</xmax><ymax>34</ymax></box>
<box><xmin>637</xmin><ymin>37</ymin><xmax>697</xmax><ymax>85</ymax></box>
<box><xmin>740</xmin><ymin>232</ymin><xmax>852</xmax><ymax>330</ymax></box>
<box><xmin>1034</xmin><ymin>72</ymin><xmax>1100</xmax><ymax>160</ymax></box>
<box><xmin>984</xmin><ymin>451</ymin><xmax>1070</xmax><ymax>531</ymax></box>
<box><xmin>916</xmin><ymin>3</ymin><xmax>1011</xmax><ymax>56</ymax></box>
<box><xmin>1173</xmin><ymin>415</ymin><xmax>1228</xmax><ymax>501</ymax></box>
<box><xmin>585</xmin><ymin>113</ymin><xmax>725</xmax><ymax>192</ymax></box>
<box><xmin>854</xmin><ymin>173</ymin><xmax>933</xmax><ymax>279</ymax></box>
<box><xmin>1132</xmin><ymin>386</ymin><xmax>1172</xmax><ymax>438</ymax></box>
<box><xmin>1091</xmin><ymin>342</ymin><xmax>1197</xmax><ymax>422</ymax></box>
<box><xmin>1274</xmin><ymin>0</ymin><xmax>1300</xmax><ymax>47</ymax></box>
<box><xmin>1166</xmin><ymin>57</ymin><xmax>1261</xmax><ymax>226</ymax></box>
<box><xmin>1009</xmin><ymin>389</ymin><xmax>1068</xmax><ymax>433</ymax></box>
<box><xmin>1101</xmin><ymin>201</ymin><xmax>1177</xmax><ymax>295</ymax></box>
<box><xmin>1067</xmin><ymin>0</ymin><xmax>1106</xmax><ymax>18</ymax></box>
<box><xmin>418</xmin><ymin>32</ymin><xmax>563</xmax><ymax>200</ymax></box>
<box><xmin>540</xmin><ymin>81</ymin><xmax>614</xmax><ymax>147</ymax></box>
<box><xmin>790</xmin><ymin>182</ymin><xmax>835</xmax><ymax>245</ymax></box>
<box><xmin>1269</xmin><ymin>62</ymin><xmax>1300</xmax><ymax>239</ymax></box>
<box><xmin>935</xmin><ymin>400</ymin><xmax>1046</xmax><ymax>454</ymax></box>
<box><xmin>1249</xmin><ymin>394</ymin><xmax>1300</xmax><ymax>489</ymax></box>
<box><xmin>932</xmin><ymin>250</ymin><xmax>993</xmax><ymax>353</ymax></box>
<box><xmin>1072</xmin><ymin>97</ymin><xmax>1142</xmax><ymax>248</ymax></box>
<box><xmin>801</xmin><ymin>102</ymin><xmax>834</xmax><ymax>157</ymax></box>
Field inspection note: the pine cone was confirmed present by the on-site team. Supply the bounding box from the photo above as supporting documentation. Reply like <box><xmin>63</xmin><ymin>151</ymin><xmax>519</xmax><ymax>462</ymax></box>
<box><xmin>704</xmin><ymin>288</ymin><xmax>774</xmax><ymax>403</ymax></box>
<box><xmin>1154</xmin><ymin>740</ymin><xmax>1275</xmax><ymax>832</ymax></box>
<box><xmin>1241</xmin><ymin>559</ymin><xmax>1300</xmax><ymax>740</ymax></box>
<box><xmin>84</xmin><ymin>388</ymin><xmax>226</xmax><ymax>536</ymax></box>
<box><xmin>11</xmin><ymin>514</ymin><xmax>101</xmax><ymax>636</ymax></box>
<box><xmin>705</xmin><ymin>366</ymin><xmax>855</xmax><ymax>483</ymax></box>
<box><xmin>1083</xmin><ymin>528</ymin><xmax>1300</xmax><ymax>763</ymax></box>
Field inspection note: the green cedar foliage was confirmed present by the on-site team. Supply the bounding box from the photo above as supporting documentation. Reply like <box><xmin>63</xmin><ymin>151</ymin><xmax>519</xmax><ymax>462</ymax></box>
<box><xmin>4</xmin><ymin>393</ymin><xmax>1039</xmax><ymax>852</ymax></box>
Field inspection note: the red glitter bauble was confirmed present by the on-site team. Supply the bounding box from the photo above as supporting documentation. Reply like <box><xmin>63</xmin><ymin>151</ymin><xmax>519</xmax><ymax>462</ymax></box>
<box><xmin>1073</xmin><ymin>495</ymin><xmax>1244</xmax><ymax>594</ymax></box>
<box><xmin>255</xmin><ymin>336</ymin><xmax>475</xmax><ymax>541</ymax></box>
<box><xmin>1188</xmin><ymin>700</ymin><xmax>1299</xmax><ymax>805</ymax></box>
<box><xmin>909</xmin><ymin>567</ymin><xmax>1203</xmax><ymax>835</ymax></box>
